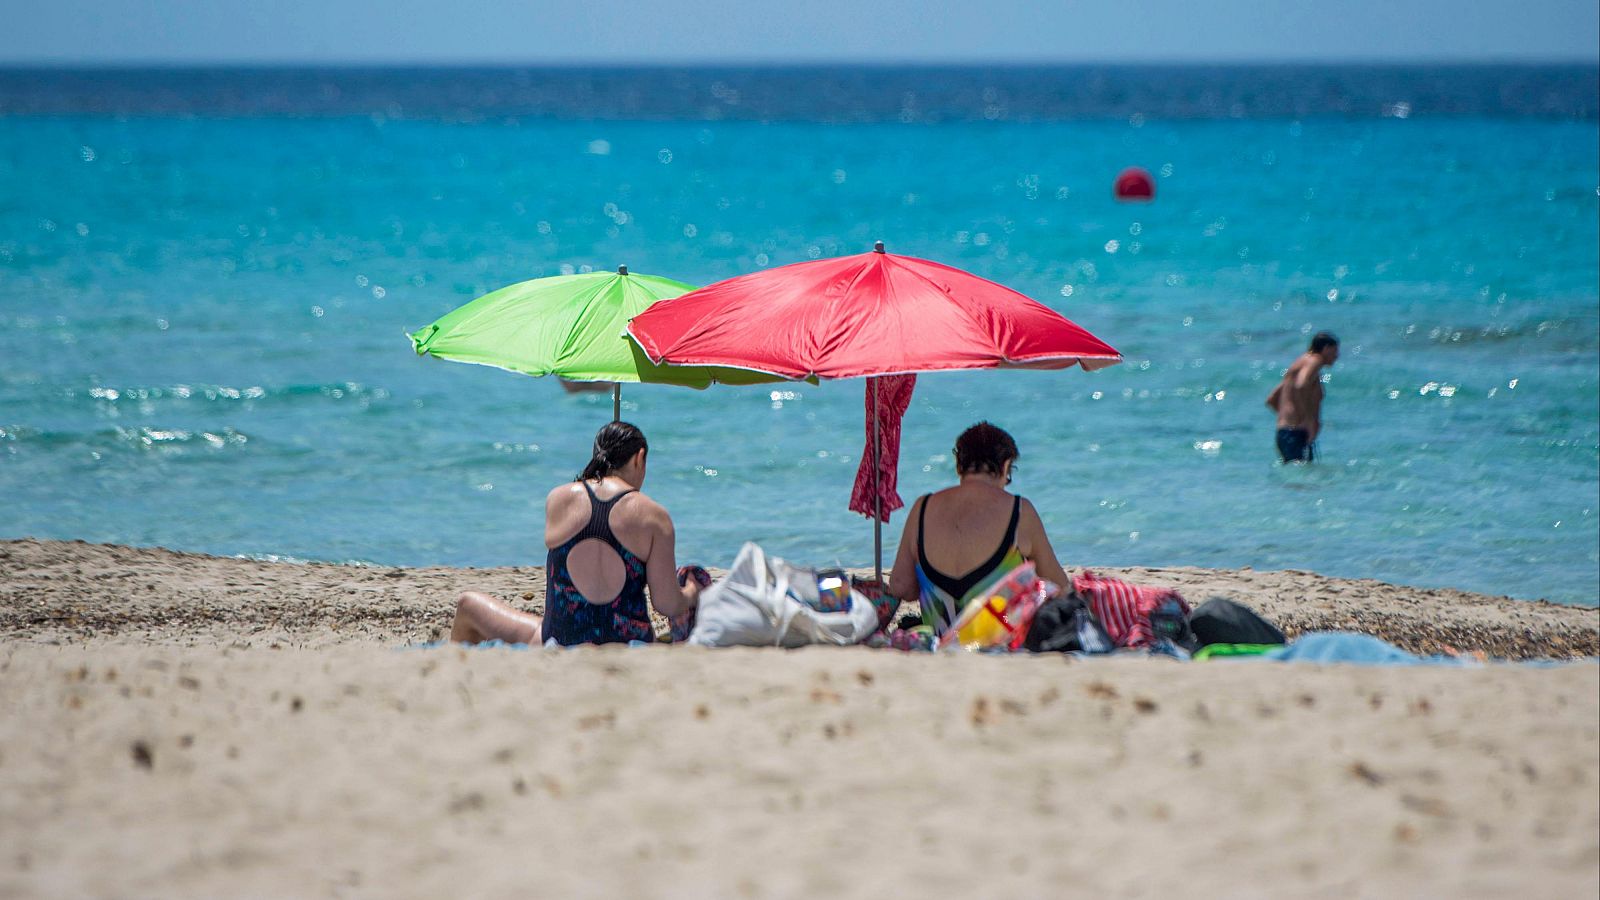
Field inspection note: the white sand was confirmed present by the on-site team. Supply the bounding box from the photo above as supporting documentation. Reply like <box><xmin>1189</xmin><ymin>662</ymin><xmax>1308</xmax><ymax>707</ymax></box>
<box><xmin>1</xmin><ymin>539</ymin><xmax>1596</xmax><ymax>897</ymax></box>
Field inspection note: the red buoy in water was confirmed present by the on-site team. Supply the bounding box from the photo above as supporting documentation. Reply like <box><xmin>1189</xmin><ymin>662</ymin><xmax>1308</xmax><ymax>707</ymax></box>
<box><xmin>1114</xmin><ymin>167</ymin><xmax>1154</xmax><ymax>202</ymax></box>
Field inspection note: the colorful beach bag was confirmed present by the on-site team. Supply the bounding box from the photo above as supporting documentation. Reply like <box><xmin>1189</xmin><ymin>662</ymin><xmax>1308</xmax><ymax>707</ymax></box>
<box><xmin>1071</xmin><ymin>571</ymin><xmax>1191</xmax><ymax>649</ymax></box>
<box><xmin>935</xmin><ymin>562</ymin><xmax>1053</xmax><ymax>652</ymax></box>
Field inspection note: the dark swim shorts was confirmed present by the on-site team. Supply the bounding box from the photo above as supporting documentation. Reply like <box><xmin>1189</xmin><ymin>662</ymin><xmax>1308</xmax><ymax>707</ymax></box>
<box><xmin>1276</xmin><ymin>428</ymin><xmax>1314</xmax><ymax>463</ymax></box>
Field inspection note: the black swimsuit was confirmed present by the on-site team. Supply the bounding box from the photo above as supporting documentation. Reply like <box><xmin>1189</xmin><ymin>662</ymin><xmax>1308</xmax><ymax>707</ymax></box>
<box><xmin>917</xmin><ymin>494</ymin><xmax>1022</xmax><ymax>600</ymax></box>
<box><xmin>541</xmin><ymin>482</ymin><xmax>654</xmax><ymax>646</ymax></box>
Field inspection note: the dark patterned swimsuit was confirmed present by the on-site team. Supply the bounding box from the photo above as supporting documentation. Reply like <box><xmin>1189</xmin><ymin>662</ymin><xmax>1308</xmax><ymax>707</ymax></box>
<box><xmin>540</xmin><ymin>482</ymin><xmax>654</xmax><ymax>646</ymax></box>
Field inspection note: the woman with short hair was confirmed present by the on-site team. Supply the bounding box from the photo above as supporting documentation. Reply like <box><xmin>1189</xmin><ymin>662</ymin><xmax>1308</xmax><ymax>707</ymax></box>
<box><xmin>886</xmin><ymin>421</ymin><xmax>1071</xmax><ymax>634</ymax></box>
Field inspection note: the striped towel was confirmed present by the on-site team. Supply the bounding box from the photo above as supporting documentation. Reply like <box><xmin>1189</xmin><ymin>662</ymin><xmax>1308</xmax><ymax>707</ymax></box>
<box><xmin>1072</xmin><ymin>571</ymin><xmax>1190</xmax><ymax>649</ymax></box>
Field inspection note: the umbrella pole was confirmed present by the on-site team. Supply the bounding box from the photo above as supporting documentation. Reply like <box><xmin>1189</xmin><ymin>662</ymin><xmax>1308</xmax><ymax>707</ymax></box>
<box><xmin>612</xmin><ymin>384</ymin><xmax>621</xmax><ymax>422</ymax></box>
<box><xmin>872</xmin><ymin>377</ymin><xmax>882</xmax><ymax>587</ymax></box>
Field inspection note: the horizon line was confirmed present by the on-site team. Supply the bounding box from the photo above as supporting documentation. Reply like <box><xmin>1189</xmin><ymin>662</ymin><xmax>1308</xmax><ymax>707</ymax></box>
<box><xmin>2</xmin><ymin>56</ymin><xmax>1596</xmax><ymax>70</ymax></box>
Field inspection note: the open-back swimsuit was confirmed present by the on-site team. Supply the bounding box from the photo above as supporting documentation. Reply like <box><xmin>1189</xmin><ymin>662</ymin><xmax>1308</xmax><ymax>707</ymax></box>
<box><xmin>541</xmin><ymin>482</ymin><xmax>654</xmax><ymax>646</ymax></box>
<box><xmin>914</xmin><ymin>493</ymin><xmax>1025</xmax><ymax>635</ymax></box>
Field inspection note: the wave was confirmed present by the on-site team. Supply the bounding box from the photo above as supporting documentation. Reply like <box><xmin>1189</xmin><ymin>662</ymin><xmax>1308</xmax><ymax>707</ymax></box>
<box><xmin>0</xmin><ymin>424</ymin><xmax>254</xmax><ymax>454</ymax></box>
<box><xmin>56</xmin><ymin>381</ymin><xmax>394</xmax><ymax>406</ymax></box>
<box><xmin>1400</xmin><ymin>317</ymin><xmax>1598</xmax><ymax>349</ymax></box>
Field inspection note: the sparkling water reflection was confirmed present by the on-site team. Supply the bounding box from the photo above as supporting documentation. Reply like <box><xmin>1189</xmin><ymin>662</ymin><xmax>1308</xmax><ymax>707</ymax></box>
<box><xmin>0</xmin><ymin>71</ymin><xmax>1595</xmax><ymax>604</ymax></box>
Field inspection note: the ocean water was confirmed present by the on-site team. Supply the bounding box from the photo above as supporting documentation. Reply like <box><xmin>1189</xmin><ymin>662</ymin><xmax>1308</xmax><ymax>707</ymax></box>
<box><xmin>1</xmin><ymin>66</ymin><xmax>1596</xmax><ymax>605</ymax></box>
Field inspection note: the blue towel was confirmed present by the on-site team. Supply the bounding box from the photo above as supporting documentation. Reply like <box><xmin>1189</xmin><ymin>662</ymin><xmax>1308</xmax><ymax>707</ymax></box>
<box><xmin>405</xmin><ymin>639</ymin><xmax>652</xmax><ymax>651</ymax></box>
<box><xmin>1264</xmin><ymin>632</ymin><xmax>1469</xmax><ymax>666</ymax></box>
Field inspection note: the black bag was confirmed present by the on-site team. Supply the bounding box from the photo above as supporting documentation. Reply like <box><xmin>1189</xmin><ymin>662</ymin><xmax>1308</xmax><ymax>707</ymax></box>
<box><xmin>1024</xmin><ymin>592</ymin><xmax>1114</xmax><ymax>654</ymax></box>
<box><xmin>1187</xmin><ymin>597</ymin><xmax>1286</xmax><ymax>647</ymax></box>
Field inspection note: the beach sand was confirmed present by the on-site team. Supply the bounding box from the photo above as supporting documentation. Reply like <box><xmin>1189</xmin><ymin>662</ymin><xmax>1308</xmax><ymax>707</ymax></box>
<box><xmin>2</xmin><ymin>538</ymin><xmax>1596</xmax><ymax>897</ymax></box>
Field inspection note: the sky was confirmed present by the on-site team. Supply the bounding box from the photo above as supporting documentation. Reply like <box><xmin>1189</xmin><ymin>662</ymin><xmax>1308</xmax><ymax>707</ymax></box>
<box><xmin>3</xmin><ymin>0</ymin><xmax>1597</xmax><ymax>65</ymax></box>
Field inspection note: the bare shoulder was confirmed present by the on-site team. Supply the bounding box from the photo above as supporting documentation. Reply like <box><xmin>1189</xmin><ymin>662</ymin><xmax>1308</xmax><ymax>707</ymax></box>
<box><xmin>623</xmin><ymin>490</ymin><xmax>672</xmax><ymax>528</ymax></box>
<box><xmin>546</xmin><ymin>481</ymin><xmax>585</xmax><ymax>511</ymax></box>
<box><xmin>1016</xmin><ymin>496</ymin><xmax>1047</xmax><ymax>527</ymax></box>
<box><xmin>1291</xmin><ymin>354</ymin><xmax>1319</xmax><ymax>384</ymax></box>
<box><xmin>902</xmin><ymin>492</ymin><xmax>928</xmax><ymax>526</ymax></box>
<box><xmin>1012</xmin><ymin>495</ymin><xmax>1058</xmax><ymax>558</ymax></box>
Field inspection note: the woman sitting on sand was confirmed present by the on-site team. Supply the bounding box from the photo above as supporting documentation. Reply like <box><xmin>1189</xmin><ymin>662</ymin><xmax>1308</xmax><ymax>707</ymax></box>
<box><xmin>449</xmin><ymin>422</ymin><xmax>704</xmax><ymax>646</ymax></box>
<box><xmin>885</xmin><ymin>422</ymin><xmax>1071</xmax><ymax>634</ymax></box>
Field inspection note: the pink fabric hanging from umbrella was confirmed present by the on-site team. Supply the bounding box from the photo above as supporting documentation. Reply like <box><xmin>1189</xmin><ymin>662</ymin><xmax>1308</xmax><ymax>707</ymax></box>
<box><xmin>849</xmin><ymin>374</ymin><xmax>916</xmax><ymax>523</ymax></box>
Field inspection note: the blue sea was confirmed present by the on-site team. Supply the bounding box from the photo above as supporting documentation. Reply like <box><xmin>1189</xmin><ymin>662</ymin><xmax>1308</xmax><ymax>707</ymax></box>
<box><xmin>1</xmin><ymin>66</ymin><xmax>1596</xmax><ymax>605</ymax></box>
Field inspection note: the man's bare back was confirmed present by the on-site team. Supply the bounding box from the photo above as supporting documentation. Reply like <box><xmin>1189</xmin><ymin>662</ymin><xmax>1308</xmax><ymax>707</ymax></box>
<box><xmin>1268</xmin><ymin>354</ymin><xmax>1325</xmax><ymax>433</ymax></box>
<box><xmin>1267</xmin><ymin>333</ymin><xmax>1339</xmax><ymax>462</ymax></box>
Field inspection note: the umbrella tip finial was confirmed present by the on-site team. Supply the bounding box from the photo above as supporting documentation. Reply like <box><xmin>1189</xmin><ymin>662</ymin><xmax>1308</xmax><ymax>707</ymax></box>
<box><xmin>873</xmin><ymin>241</ymin><xmax>885</xmax><ymax>254</ymax></box>
<box><xmin>618</xmin><ymin>264</ymin><xmax>629</xmax><ymax>276</ymax></box>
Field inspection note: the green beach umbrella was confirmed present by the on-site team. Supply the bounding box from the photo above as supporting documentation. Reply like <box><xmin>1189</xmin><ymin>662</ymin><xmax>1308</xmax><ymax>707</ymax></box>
<box><xmin>408</xmin><ymin>266</ymin><xmax>777</xmax><ymax>419</ymax></box>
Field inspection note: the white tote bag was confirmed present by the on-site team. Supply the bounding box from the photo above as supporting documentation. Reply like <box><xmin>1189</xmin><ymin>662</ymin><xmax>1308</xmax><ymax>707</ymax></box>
<box><xmin>687</xmin><ymin>542</ymin><xmax>880</xmax><ymax>648</ymax></box>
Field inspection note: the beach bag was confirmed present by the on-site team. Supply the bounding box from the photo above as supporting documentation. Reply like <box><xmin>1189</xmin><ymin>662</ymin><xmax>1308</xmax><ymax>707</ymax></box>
<box><xmin>1188</xmin><ymin>598</ymin><xmax>1286</xmax><ymax>647</ymax></box>
<box><xmin>1071</xmin><ymin>571</ymin><xmax>1191</xmax><ymax>649</ymax></box>
<box><xmin>687</xmin><ymin>542</ymin><xmax>879</xmax><ymax>648</ymax></box>
<box><xmin>935</xmin><ymin>563</ymin><xmax>1052</xmax><ymax>652</ymax></box>
<box><xmin>1022</xmin><ymin>592</ymin><xmax>1114</xmax><ymax>654</ymax></box>
<box><xmin>846</xmin><ymin>575</ymin><xmax>901</xmax><ymax>633</ymax></box>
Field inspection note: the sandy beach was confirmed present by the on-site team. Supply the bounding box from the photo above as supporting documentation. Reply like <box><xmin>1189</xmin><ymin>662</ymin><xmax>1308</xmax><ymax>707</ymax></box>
<box><xmin>4</xmin><ymin>539</ymin><xmax>1593</xmax><ymax>658</ymax></box>
<box><xmin>1</xmin><ymin>539</ymin><xmax>1596</xmax><ymax>898</ymax></box>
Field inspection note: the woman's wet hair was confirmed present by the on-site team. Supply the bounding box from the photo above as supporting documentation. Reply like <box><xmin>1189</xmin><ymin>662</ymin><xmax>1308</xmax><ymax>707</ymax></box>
<box><xmin>953</xmin><ymin>421</ymin><xmax>1018</xmax><ymax>477</ymax></box>
<box><xmin>578</xmin><ymin>421</ymin><xmax>648</xmax><ymax>481</ymax></box>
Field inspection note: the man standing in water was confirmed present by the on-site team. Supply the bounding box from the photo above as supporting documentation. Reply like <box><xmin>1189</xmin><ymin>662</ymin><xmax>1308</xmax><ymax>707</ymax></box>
<box><xmin>1266</xmin><ymin>332</ymin><xmax>1339</xmax><ymax>462</ymax></box>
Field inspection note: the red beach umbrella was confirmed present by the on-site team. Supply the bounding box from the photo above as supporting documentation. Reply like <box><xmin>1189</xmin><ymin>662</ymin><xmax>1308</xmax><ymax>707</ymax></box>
<box><xmin>627</xmin><ymin>243</ymin><xmax>1119</xmax><ymax>379</ymax></box>
<box><xmin>626</xmin><ymin>242</ymin><xmax>1121</xmax><ymax>582</ymax></box>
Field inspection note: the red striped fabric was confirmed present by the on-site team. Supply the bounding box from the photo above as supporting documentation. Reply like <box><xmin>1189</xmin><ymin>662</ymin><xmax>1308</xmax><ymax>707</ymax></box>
<box><xmin>1072</xmin><ymin>571</ymin><xmax>1190</xmax><ymax>648</ymax></box>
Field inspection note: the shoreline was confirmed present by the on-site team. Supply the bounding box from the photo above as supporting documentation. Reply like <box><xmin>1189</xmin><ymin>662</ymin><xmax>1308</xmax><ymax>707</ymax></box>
<box><xmin>3</xmin><ymin>538</ymin><xmax>1594</xmax><ymax>658</ymax></box>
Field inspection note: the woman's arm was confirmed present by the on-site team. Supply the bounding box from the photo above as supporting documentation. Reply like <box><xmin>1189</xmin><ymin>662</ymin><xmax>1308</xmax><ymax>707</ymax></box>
<box><xmin>640</xmin><ymin>501</ymin><xmax>698</xmax><ymax>619</ymax></box>
<box><xmin>1016</xmin><ymin>498</ymin><xmax>1071</xmax><ymax>591</ymax></box>
<box><xmin>886</xmin><ymin>496</ymin><xmax>925</xmax><ymax>603</ymax></box>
